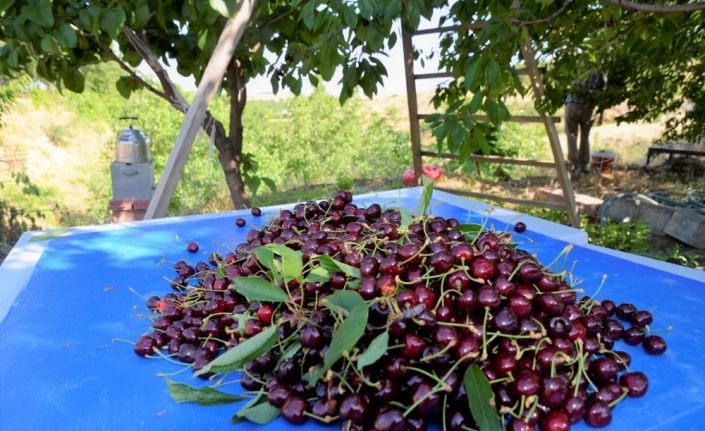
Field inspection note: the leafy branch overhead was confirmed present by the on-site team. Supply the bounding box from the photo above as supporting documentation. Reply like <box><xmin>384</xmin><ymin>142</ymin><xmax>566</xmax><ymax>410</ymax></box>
<box><xmin>1</xmin><ymin>0</ymin><xmax>704</xmax><ymax>183</ymax></box>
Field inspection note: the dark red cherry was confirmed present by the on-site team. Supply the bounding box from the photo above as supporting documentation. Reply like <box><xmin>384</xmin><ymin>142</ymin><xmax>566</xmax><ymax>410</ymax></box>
<box><xmin>539</xmin><ymin>411</ymin><xmax>570</xmax><ymax>431</ymax></box>
<box><xmin>134</xmin><ymin>336</ymin><xmax>155</xmax><ymax>357</ymax></box>
<box><xmin>281</xmin><ymin>396</ymin><xmax>308</xmax><ymax>424</ymax></box>
<box><xmin>588</xmin><ymin>357</ymin><xmax>620</xmax><ymax>383</ymax></box>
<box><xmin>584</xmin><ymin>401</ymin><xmax>611</xmax><ymax>427</ymax></box>
<box><xmin>403</xmin><ymin>333</ymin><xmax>427</xmax><ymax>359</ymax></box>
<box><xmin>267</xmin><ymin>385</ymin><xmax>291</xmax><ymax>407</ymax></box>
<box><xmin>631</xmin><ymin>310</ymin><xmax>653</xmax><ymax>327</ymax></box>
<box><xmin>373</xmin><ymin>407</ymin><xmax>405</xmax><ymax>431</ymax></box>
<box><xmin>620</xmin><ymin>371</ymin><xmax>649</xmax><ymax>397</ymax></box>
<box><xmin>471</xmin><ymin>257</ymin><xmax>495</xmax><ymax>279</ymax></box>
<box><xmin>339</xmin><ymin>394</ymin><xmax>368</xmax><ymax>423</ymax></box>
<box><xmin>643</xmin><ymin>335</ymin><xmax>667</xmax><ymax>355</ymax></box>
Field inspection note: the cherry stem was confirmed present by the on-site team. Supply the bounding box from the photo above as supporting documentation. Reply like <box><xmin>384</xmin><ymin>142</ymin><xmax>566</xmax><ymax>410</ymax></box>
<box><xmin>543</xmin><ymin>244</ymin><xmax>574</xmax><ymax>271</ymax></box>
<box><xmin>442</xmin><ymin>394</ymin><xmax>449</xmax><ymax>431</ymax></box>
<box><xmin>303</xmin><ymin>411</ymin><xmax>339</xmax><ymax>423</ymax></box>
<box><xmin>403</xmin><ymin>386</ymin><xmax>445</xmax><ymax>417</ymax></box>
<box><xmin>608</xmin><ymin>387</ymin><xmax>630</xmax><ymax>408</ymax></box>
<box><xmin>481</xmin><ymin>307</ymin><xmax>491</xmax><ymax>360</ymax></box>
<box><xmin>405</xmin><ymin>366</ymin><xmax>448</xmax><ymax>389</ymax></box>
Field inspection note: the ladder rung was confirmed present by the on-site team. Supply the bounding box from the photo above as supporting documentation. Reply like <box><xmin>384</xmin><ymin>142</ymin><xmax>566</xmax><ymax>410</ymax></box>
<box><xmin>435</xmin><ymin>187</ymin><xmax>569</xmax><ymax>211</ymax></box>
<box><xmin>420</xmin><ymin>151</ymin><xmax>557</xmax><ymax>168</ymax></box>
<box><xmin>414</xmin><ymin>72</ymin><xmax>453</xmax><ymax>80</ymax></box>
<box><xmin>415</xmin><ymin>69</ymin><xmax>531</xmax><ymax>79</ymax></box>
<box><xmin>414</xmin><ymin>22</ymin><xmax>487</xmax><ymax>36</ymax></box>
<box><xmin>417</xmin><ymin>114</ymin><xmax>560</xmax><ymax>124</ymax></box>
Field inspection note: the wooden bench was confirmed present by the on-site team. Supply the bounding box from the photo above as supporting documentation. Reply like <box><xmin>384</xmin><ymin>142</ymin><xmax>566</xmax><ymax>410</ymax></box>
<box><xmin>645</xmin><ymin>143</ymin><xmax>705</xmax><ymax>167</ymax></box>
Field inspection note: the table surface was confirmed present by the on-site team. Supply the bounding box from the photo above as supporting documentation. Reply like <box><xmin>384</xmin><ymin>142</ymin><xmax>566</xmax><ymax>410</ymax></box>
<box><xmin>1</xmin><ymin>188</ymin><xmax>704</xmax><ymax>431</ymax></box>
<box><xmin>648</xmin><ymin>143</ymin><xmax>705</xmax><ymax>155</ymax></box>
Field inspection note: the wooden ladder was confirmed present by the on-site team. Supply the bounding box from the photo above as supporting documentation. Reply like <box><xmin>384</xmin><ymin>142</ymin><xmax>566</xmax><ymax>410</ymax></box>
<box><xmin>402</xmin><ymin>24</ymin><xmax>580</xmax><ymax>227</ymax></box>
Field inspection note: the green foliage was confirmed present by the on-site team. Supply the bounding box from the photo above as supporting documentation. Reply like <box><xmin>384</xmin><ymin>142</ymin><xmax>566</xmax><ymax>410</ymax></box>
<box><xmin>255</xmin><ymin>88</ymin><xmax>410</xmax><ymax>187</ymax></box>
<box><xmin>585</xmin><ymin>218</ymin><xmax>650</xmax><ymax>253</ymax></box>
<box><xmin>0</xmin><ymin>173</ymin><xmax>44</xmax><ymax>245</ymax></box>
<box><xmin>4</xmin><ymin>1</ymin><xmax>702</xmax><ymax>208</ymax></box>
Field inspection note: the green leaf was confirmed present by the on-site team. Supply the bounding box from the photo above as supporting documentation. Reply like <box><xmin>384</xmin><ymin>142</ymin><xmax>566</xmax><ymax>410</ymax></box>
<box><xmin>311</xmin><ymin>293</ymin><xmax>368</xmax><ymax>383</ymax></box>
<box><xmin>234</xmin><ymin>277</ymin><xmax>288</xmax><ymax>303</ymax></box>
<box><xmin>100</xmin><ymin>7</ymin><xmax>126</xmax><ymax>39</ymax></box>
<box><xmin>63</xmin><ymin>69</ymin><xmax>85</xmax><ymax>93</ymax></box>
<box><xmin>324</xmin><ymin>289</ymin><xmax>366</xmax><ymax>315</ymax></box>
<box><xmin>233</xmin><ymin>399</ymin><xmax>281</xmax><ymax>425</ymax></box>
<box><xmin>281</xmin><ymin>341</ymin><xmax>301</xmax><ymax>359</ymax></box>
<box><xmin>463</xmin><ymin>364</ymin><xmax>501</xmax><ymax>431</ymax></box>
<box><xmin>253</xmin><ymin>246</ymin><xmax>275</xmax><ymax>270</ymax></box>
<box><xmin>29</xmin><ymin>228</ymin><xmax>70</xmax><ymax>242</ymax></box>
<box><xmin>384</xmin><ymin>0</ymin><xmax>402</xmax><ymax>21</ymax></box>
<box><xmin>398</xmin><ymin>207</ymin><xmax>413</xmax><ymax>231</ymax></box>
<box><xmin>342</xmin><ymin>5</ymin><xmax>357</xmax><ymax>28</ymax></box>
<box><xmin>209</xmin><ymin>0</ymin><xmax>238</xmax><ymax>17</ymax></box>
<box><xmin>388</xmin><ymin>31</ymin><xmax>398</xmax><ymax>50</ymax></box>
<box><xmin>116</xmin><ymin>76</ymin><xmax>135</xmax><ymax>98</ymax></box>
<box><xmin>305</xmin><ymin>266</ymin><xmax>330</xmax><ymax>283</ymax></box>
<box><xmin>55</xmin><ymin>24</ymin><xmax>77</xmax><ymax>49</ymax></box>
<box><xmin>261</xmin><ymin>177</ymin><xmax>276</xmax><ymax>192</ymax></box>
<box><xmin>134</xmin><ymin>3</ymin><xmax>151</xmax><ymax>27</ymax></box>
<box><xmin>357</xmin><ymin>331</ymin><xmax>388</xmax><ymax>369</ymax></box>
<box><xmin>196</xmin><ymin>324</ymin><xmax>279</xmax><ymax>376</ymax></box>
<box><xmin>317</xmin><ymin>254</ymin><xmax>361</xmax><ymax>279</ymax></box>
<box><xmin>302</xmin><ymin>1</ymin><xmax>315</xmax><ymax>30</ymax></box>
<box><xmin>0</xmin><ymin>0</ymin><xmax>15</xmax><ymax>14</ymax></box>
<box><xmin>22</xmin><ymin>3</ymin><xmax>53</xmax><ymax>27</ymax></box>
<box><xmin>468</xmin><ymin>92</ymin><xmax>483</xmax><ymax>114</ymax></box>
<box><xmin>464</xmin><ymin>58</ymin><xmax>484</xmax><ymax>91</ymax></box>
<box><xmin>232</xmin><ymin>390</ymin><xmax>264</xmax><ymax>423</ymax></box>
<box><xmin>417</xmin><ymin>175</ymin><xmax>434</xmax><ymax>216</ymax></box>
<box><xmin>359</xmin><ymin>0</ymin><xmax>374</xmax><ymax>19</ymax></box>
<box><xmin>485</xmin><ymin>58</ymin><xmax>500</xmax><ymax>86</ymax></box>
<box><xmin>166</xmin><ymin>379</ymin><xmax>246</xmax><ymax>405</ymax></box>
<box><xmin>265</xmin><ymin>244</ymin><xmax>303</xmax><ymax>282</ymax></box>
<box><xmin>458</xmin><ymin>223</ymin><xmax>484</xmax><ymax>235</ymax></box>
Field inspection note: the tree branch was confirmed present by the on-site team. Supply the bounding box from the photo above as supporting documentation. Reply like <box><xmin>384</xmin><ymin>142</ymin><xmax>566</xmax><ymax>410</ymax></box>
<box><xmin>511</xmin><ymin>1</ymin><xmax>573</xmax><ymax>25</ymax></box>
<box><xmin>68</xmin><ymin>24</ymin><xmax>168</xmax><ymax>101</ymax></box>
<box><xmin>122</xmin><ymin>26</ymin><xmax>225</xmax><ymax>141</ymax></box>
<box><xmin>226</xmin><ymin>58</ymin><xmax>246</xmax><ymax>155</ymax></box>
<box><xmin>609</xmin><ymin>0</ymin><xmax>705</xmax><ymax>13</ymax></box>
<box><xmin>122</xmin><ymin>26</ymin><xmax>190</xmax><ymax>112</ymax></box>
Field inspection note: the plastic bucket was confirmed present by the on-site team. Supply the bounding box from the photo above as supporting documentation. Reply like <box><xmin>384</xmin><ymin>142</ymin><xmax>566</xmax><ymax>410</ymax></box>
<box><xmin>591</xmin><ymin>150</ymin><xmax>616</xmax><ymax>173</ymax></box>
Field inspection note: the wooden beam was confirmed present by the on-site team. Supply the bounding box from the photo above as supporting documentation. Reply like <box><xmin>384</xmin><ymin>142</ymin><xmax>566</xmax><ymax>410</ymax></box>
<box><xmin>518</xmin><ymin>30</ymin><xmax>580</xmax><ymax>227</ymax></box>
<box><xmin>420</xmin><ymin>151</ymin><xmax>557</xmax><ymax>168</ymax></box>
<box><xmin>435</xmin><ymin>187</ymin><xmax>569</xmax><ymax>210</ymax></box>
<box><xmin>414</xmin><ymin>68</ymin><xmax>532</xmax><ymax>81</ymax></box>
<box><xmin>145</xmin><ymin>0</ymin><xmax>255</xmax><ymax>219</ymax></box>
<box><xmin>417</xmin><ymin>113</ymin><xmax>560</xmax><ymax>124</ymax></box>
<box><xmin>402</xmin><ymin>28</ymin><xmax>424</xmax><ymax>182</ymax></box>
<box><xmin>413</xmin><ymin>22</ymin><xmax>486</xmax><ymax>36</ymax></box>
<box><xmin>414</xmin><ymin>72</ymin><xmax>453</xmax><ymax>80</ymax></box>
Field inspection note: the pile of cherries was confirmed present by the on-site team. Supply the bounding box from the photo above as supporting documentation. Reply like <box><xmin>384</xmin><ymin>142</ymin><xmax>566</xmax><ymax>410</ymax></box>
<box><xmin>134</xmin><ymin>190</ymin><xmax>666</xmax><ymax>431</ymax></box>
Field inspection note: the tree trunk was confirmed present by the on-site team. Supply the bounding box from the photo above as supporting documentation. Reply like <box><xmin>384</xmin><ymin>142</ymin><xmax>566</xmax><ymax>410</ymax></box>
<box><xmin>124</xmin><ymin>26</ymin><xmax>249</xmax><ymax>209</ymax></box>
<box><xmin>212</xmin><ymin>58</ymin><xmax>248</xmax><ymax>208</ymax></box>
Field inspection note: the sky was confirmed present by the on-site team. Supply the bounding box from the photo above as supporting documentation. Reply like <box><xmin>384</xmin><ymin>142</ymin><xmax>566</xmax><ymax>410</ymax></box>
<box><xmin>137</xmin><ymin>17</ymin><xmax>448</xmax><ymax>99</ymax></box>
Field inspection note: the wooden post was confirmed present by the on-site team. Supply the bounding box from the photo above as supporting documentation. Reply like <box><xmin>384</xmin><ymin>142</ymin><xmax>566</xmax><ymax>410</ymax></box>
<box><xmin>401</xmin><ymin>28</ymin><xmax>424</xmax><ymax>181</ymax></box>
<box><xmin>144</xmin><ymin>0</ymin><xmax>255</xmax><ymax>219</ymax></box>
<box><xmin>519</xmin><ymin>32</ymin><xmax>580</xmax><ymax>227</ymax></box>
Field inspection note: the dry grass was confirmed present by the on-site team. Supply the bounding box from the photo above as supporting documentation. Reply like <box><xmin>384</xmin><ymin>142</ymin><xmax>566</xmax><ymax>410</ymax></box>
<box><xmin>0</xmin><ymin>98</ymin><xmax>112</xmax><ymax>223</ymax></box>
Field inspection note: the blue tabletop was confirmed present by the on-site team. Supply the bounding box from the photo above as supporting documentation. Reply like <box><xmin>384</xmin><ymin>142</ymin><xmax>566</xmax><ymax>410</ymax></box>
<box><xmin>1</xmin><ymin>188</ymin><xmax>703</xmax><ymax>430</ymax></box>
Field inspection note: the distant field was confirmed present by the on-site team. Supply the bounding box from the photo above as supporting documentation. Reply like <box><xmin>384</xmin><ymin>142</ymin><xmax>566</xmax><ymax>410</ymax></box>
<box><xmin>1</xmin><ymin>64</ymin><xmax>664</xmax><ymax>229</ymax></box>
